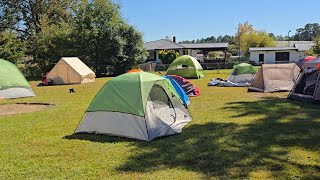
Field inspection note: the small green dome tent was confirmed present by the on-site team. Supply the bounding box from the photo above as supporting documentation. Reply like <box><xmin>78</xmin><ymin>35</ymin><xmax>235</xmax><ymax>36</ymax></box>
<box><xmin>233</xmin><ymin>63</ymin><xmax>256</xmax><ymax>75</ymax></box>
<box><xmin>166</xmin><ymin>55</ymin><xmax>205</xmax><ymax>79</ymax></box>
<box><xmin>75</xmin><ymin>72</ymin><xmax>192</xmax><ymax>141</ymax></box>
<box><xmin>0</xmin><ymin>59</ymin><xmax>35</xmax><ymax>99</ymax></box>
<box><xmin>225</xmin><ymin>63</ymin><xmax>257</xmax><ymax>86</ymax></box>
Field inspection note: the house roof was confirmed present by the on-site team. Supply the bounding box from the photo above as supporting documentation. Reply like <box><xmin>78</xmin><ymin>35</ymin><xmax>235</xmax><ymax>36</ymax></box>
<box><xmin>249</xmin><ymin>47</ymin><xmax>298</xmax><ymax>52</ymax></box>
<box><xmin>179</xmin><ymin>43</ymin><xmax>228</xmax><ymax>49</ymax></box>
<box><xmin>144</xmin><ymin>39</ymin><xmax>228</xmax><ymax>50</ymax></box>
<box><xmin>143</xmin><ymin>39</ymin><xmax>174</xmax><ymax>50</ymax></box>
<box><xmin>158</xmin><ymin>43</ymin><xmax>184</xmax><ymax>50</ymax></box>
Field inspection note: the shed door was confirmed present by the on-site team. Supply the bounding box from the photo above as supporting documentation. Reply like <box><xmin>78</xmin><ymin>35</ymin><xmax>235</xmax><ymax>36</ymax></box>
<box><xmin>275</xmin><ymin>52</ymin><xmax>289</xmax><ymax>62</ymax></box>
<box><xmin>259</xmin><ymin>54</ymin><xmax>264</xmax><ymax>64</ymax></box>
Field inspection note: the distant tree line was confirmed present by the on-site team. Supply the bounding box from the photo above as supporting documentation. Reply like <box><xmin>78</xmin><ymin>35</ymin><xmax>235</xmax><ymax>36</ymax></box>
<box><xmin>179</xmin><ymin>35</ymin><xmax>234</xmax><ymax>44</ymax></box>
<box><xmin>180</xmin><ymin>23</ymin><xmax>320</xmax><ymax>44</ymax></box>
<box><xmin>179</xmin><ymin>22</ymin><xmax>320</xmax><ymax>57</ymax></box>
<box><xmin>0</xmin><ymin>0</ymin><xmax>147</xmax><ymax>77</ymax></box>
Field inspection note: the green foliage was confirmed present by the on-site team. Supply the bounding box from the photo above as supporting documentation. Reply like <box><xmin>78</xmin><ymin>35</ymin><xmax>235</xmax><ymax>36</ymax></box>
<box><xmin>207</xmin><ymin>51</ymin><xmax>218</xmax><ymax>59</ymax></box>
<box><xmin>311</xmin><ymin>36</ymin><xmax>320</xmax><ymax>55</ymax></box>
<box><xmin>70</xmin><ymin>0</ymin><xmax>147</xmax><ymax>75</ymax></box>
<box><xmin>228</xmin><ymin>44</ymin><xmax>239</xmax><ymax>55</ymax></box>
<box><xmin>159</xmin><ymin>50</ymin><xmax>179</xmax><ymax>64</ymax></box>
<box><xmin>293</xmin><ymin>23</ymin><xmax>320</xmax><ymax>41</ymax></box>
<box><xmin>0</xmin><ymin>31</ymin><xmax>24</xmax><ymax>63</ymax></box>
<box><xmin>235</xmin><ymin>22</ymin><xmax>275</xmax><ymax>56</ymax></box>
<box><xmin>180</xmin><ymin>35</ymin><xmax>234</xmax><ymax>44</ymax></box>
<box><xmin>0</xmin><ymin>0</ymin><xmax>147</xmax><ymax>77</ymax></box>
<box><xmin>242</xmin><ymin>31</ymin><xmax>275</xmax><ymax>56</ymax></box>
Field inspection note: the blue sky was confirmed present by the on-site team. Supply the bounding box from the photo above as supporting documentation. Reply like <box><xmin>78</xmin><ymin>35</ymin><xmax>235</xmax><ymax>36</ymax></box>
<box><xmin>117</xmin><ymin>0</ymin><xmax>319</xmax><ymax>42</ymax></box>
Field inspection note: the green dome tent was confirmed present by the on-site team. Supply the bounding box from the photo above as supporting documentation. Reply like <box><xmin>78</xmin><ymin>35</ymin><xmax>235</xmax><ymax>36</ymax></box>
<box><xmin>0</xmin><ymin>59</ymin><xmax>35</xmax><ymax>99</ymax></box>
<box><xmin>226</xmin><ymin>63</ymin><xmax>256</xmax><ymax>86</ymax></box>
<box><xmin>232</xmin><ymin>63</ymin><xmax>256</xmax><ymax>75</ymax></box>
<box><xmin>166</xmin><ymin>55</ymin><xmax>205</xmax><ymax>79</ymax></box>
<box><xmin>75</xmin><ymin>72</ymin><xmax>192</xmax><ymax>141</ymax></box>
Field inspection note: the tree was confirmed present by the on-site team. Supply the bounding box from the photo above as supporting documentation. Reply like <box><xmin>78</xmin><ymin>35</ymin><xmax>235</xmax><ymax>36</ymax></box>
<box><xmin>310</xmin><ymin>36</ymin><xmax>320</xmax><ymax>55</ymax></box>
<box><xmin>159</xmin><ymin>50</ymin><xmax>179</xmax><ymax>64</ymax></box>
<box><xmin>268</xmin><ymin>33</ymin><xmax>276</xmax><ymax>39</ymax></box>
<box><xmin>0</xmin><ymin>0</ymin><xmax>74</xmax><ymax>39</ymax></box>
<box><xmin>234</xmin><ymin>21</ymin><xmax>254</xmax><ymax>45</ymax></box>
<box><xmin>221</xmin><ymin>35</ymin><xmax>233</xmax><ymax>44</ymax></box>
<box><xmin>207</xmin><ymin>51</ymin><xmax>218</xmax><ymax>59</ymax></box>
<box><xmin>276</xmin><ymin>35</ymin><xmax>285</xmax><ymax>41</ymax></box>
<box><xmin>293</xmin><ymin>23</ymin><xmax>320</xmax><ymax>41</ymax></box>
<box><xmin>217</xmin><ymin>36</ymin><xmax>223</xmax><ymax>42</ymax></box>
<box><xmin>0</xmin><ymin>31</ymin><xmax>24</xmax><ymax>63</ymax></box>
<box><xmin>227</xmin><ymin>44</ymin><xmax>238</xmax><ymax>56</ymax></box>
<box><xmin>0</xmin><ymin>0</ymin><xmax>75</xmax><ymax>76</ymax></box>
<box><xmin>0</xmin><ymin>0</ymin><xmax>147</xmax><ymax>76</ymax></box>
<box><xmin>234</xmin><ymin>22</ymin><xmax>275</xmax><ymax>56</ymax></box>
<box><xmin>71</xmin><ymin>0</ymin><xmax>147</xmax><ymax>75</ymax></box>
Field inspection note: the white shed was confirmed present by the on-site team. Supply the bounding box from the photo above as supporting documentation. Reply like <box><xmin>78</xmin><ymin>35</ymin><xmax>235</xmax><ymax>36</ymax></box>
<box><xmin>249</xmin><ymin>47</ymin><xmax>305</xmax><ymax>65</ymax></box>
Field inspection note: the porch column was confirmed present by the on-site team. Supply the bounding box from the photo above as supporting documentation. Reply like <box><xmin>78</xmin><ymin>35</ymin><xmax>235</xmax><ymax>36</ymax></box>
<box><xmin>179</xmin><ymin>49</ymin><xmax>184</xmax><ymax>56</ymax></box>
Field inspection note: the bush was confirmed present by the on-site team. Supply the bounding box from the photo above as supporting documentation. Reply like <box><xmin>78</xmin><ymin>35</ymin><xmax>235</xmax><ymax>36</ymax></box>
<box><xmin>159</xmin><ymin>50</ymin><xmax>179</xmax><ymax>64</ymax></box>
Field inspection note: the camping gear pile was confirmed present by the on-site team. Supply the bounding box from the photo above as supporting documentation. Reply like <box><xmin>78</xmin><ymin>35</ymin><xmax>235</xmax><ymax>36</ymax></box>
<box><xmin>166</xmin><ymin>55</ymin><xmax>205</xmax><ymax>79</ymax></box>
<box><xmin>208</xmin><ymin>63</ymin><xmax>256</xmax><ymax>87</ymax></box>
<box><xmin>0</xmin><ymin>59</ymin><xmax>36</xmax><ymax>99</ymax></box>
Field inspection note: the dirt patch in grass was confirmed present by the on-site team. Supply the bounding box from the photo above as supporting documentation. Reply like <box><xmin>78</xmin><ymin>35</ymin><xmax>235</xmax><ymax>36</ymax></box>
<box><xmin>0</xmin><ymin>103</ymin><xmax>54</xmax><ymax>116</ymax></box>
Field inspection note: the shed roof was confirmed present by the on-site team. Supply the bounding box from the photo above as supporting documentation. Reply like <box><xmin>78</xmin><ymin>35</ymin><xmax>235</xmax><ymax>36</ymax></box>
<box><xmin>249</xmin><ymin>47</ymin><xmax>298</xmax><ymax>52</ymax></box>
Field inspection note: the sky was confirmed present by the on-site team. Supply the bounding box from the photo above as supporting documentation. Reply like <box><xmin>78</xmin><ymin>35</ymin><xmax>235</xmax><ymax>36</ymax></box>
<box><xmin>116</xmin><ymin>0</ymin><xmax>320</xmax><ymax>42</ymax></box>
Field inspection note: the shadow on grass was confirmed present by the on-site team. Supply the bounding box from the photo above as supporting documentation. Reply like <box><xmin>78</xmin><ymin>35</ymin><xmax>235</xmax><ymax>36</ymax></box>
<box><xmin>64</xmin><ymin>133</ymin><xmax>138</xmax><ymax>143</ymax></box>
<box><xmin>65</xmin><ymin>97</ymin><xmax>320</xmax><ymax>178</ymax></box>
<box><xmin>116</xmin><ymin>97</ymin><xmax>320</xmax><ymax>178</ymax></box>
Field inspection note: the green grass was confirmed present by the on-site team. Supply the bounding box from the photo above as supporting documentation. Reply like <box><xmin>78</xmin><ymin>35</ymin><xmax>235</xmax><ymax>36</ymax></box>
<box><xmin>1</xmin><ymin>70</ymin><xmax>320</xmax><ymax>179</ymax></box>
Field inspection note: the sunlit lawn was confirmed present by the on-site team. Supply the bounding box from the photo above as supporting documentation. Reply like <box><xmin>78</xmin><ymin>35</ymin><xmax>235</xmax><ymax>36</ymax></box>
<box><xmin>0</xmin><ymin>70</ymin><xmax>320</xmax><ymax>179</ymax></box>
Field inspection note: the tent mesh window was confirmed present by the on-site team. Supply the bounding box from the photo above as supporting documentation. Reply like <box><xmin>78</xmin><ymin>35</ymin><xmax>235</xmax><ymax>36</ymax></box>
<box><xmin>294</xmin><ymin>71</ymin><xmax>319</xmax><ymax>95</ymax></box>
<box><xmin>149</xmin><ymin>84</ymin><xmax>176</xmax><ymax>125</ymax></box>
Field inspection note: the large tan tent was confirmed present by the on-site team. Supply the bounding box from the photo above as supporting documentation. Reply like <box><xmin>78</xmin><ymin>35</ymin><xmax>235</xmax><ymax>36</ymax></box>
<box><xmin>47</xmin><ymin>57</ymin><xmax>95</xmax><ymax>85</ymax></box>
<box><xmin>248</xmin><ymin>63</ymin><xmax>300</xmax><ymax>93</ymax></box>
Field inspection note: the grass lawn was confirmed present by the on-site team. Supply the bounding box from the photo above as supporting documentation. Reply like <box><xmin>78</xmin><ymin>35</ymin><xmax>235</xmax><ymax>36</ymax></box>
<box><xmin>1</xmin><ymin>70</ymin><xmax>320</xmax><ymax>179</ymax></box>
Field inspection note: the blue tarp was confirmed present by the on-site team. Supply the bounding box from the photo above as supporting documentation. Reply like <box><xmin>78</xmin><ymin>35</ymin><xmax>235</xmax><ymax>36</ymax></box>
<box><xmin>163</xmin><ymin>75</ymin><xmax>190</xmax><ymax>106</ymax></box>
